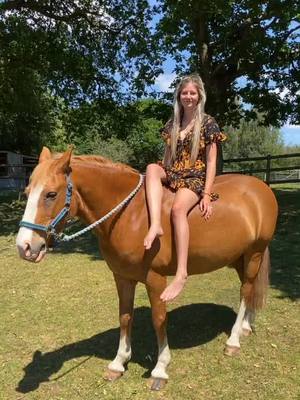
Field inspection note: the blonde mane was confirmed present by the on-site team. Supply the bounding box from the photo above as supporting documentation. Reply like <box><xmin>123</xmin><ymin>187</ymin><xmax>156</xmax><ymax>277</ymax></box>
<box><xmin>53</xmin><ymin>153</ymin><xmax>138</xmax><ymax>174</ymax></box>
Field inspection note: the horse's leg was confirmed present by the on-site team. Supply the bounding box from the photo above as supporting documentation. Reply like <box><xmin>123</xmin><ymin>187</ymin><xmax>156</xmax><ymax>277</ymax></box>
<box><xmin>242</xmin><ymin>307</ymin><xmax>255</xmax><ymax>336</ymax></box>
<box><xmin>225</xmin><ymin>250</ymin><xmax>268</xmax><ymax>356</ymax></box>
<box><xmin>224</xmin><ymin>298</ymin><xmax>246</xmax><ymax>356</ymax></box>
<box><xmin>234</xmin><ymin>258</ymin><xmax>256</xmax><ymax>336</ymax></box>
<box><xmin>146</xmin><ymin>270</ymin><xmax>170</xmax><ymax>391</ymax></box>
<box><xmin>105</xmin><ymin>274</ymin><xmax>137</xmax><ymax>381</ymax></box>
<box><xmin>241</xmin><ymin>249</ymin><xmax>269</xmax><ymax>336</ymax></box>
<box><xmin>224</xmin><ymin>258</ymin><xmax>246</xmax><ymax>355</ymax></box>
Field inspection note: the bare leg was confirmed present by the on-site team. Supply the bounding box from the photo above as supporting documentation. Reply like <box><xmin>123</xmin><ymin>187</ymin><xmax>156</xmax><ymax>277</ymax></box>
<box><xmin>146</xmin><ymin>270</ymin><xmax>170</xmax><ymax>390</ymax></box>
<box><xmin>105</xmin><ymin>274</ymin><xmax>136</xmax><ymax>379</ymax></box>
<box><xmin>160</xmin><ymin>188</ymin><xmax>199</xmax><ymax>302</ymax></box>
<box><xmin>144</xmin><ymin>164</ymin><xmax>167</xmax><ymax>250</ymax></box>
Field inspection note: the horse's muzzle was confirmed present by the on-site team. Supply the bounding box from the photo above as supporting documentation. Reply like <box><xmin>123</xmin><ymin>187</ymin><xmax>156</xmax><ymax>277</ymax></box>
<box><xmin>16</xmin><ymin>232</ymin><xmax>47</xmax><ymax>263</ymax></box>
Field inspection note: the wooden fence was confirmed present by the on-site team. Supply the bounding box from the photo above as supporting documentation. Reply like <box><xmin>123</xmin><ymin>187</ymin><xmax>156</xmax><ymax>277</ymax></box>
<box><xmin>0</xmin><ymin>151</ymin><xmax>37</xmax><ymax>191</ymax></box>
<box><xmin>0</xmin><ymin>152</ymin><xmax>299</xmax><ymax>192</ymax></box>
<box><xmin>223</xmin><ymin>152</ymin><xmax>300</xmax><ymax>185</ymax></box>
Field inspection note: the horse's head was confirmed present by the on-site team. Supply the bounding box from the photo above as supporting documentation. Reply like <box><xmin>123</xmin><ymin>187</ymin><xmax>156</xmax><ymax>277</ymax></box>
<box><xmin>16</xmin><ymin>147</ymin><xmax>73</xmax><ymax>262</ymax></box>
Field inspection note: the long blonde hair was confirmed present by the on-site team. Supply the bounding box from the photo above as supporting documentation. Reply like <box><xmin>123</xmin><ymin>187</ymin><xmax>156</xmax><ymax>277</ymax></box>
<box><xmin>164</xmin><ymin>74</ymin><xmax>207</xmax><ymax>167</ymax></box>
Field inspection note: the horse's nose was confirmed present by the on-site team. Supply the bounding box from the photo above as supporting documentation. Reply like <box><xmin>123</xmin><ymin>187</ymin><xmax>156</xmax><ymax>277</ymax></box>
<box><xmin>17</xmin><ymin>239</ymin><xmax>47</xmax><ymax>262</ymax></box>
<box><xmin>17</xmin><ymin>240</ymin><xmax>33</xmax><ymax>259</ymax></box>
<box><xmin>24</xmin><ymin>241</ymin><xmax>31</xmax><ymax>258</ymax></box>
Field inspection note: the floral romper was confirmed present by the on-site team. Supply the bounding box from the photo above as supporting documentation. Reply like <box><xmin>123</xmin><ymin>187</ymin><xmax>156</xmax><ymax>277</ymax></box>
<box><xmin>159</xmin><ymin>114</ymin><xmax>227</xmax><ymax>200</ymax></box>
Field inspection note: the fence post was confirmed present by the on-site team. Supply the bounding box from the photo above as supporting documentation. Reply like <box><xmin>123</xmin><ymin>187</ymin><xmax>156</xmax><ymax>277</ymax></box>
<box><xmin>266</xmin><ymin>154</ymin><xmax>271</xmax><ymax>185</ymax></box>
<box><xmin>217</xmin><ymin>144</ymin><xmax>223</xmax><ymax>175</ymax></box>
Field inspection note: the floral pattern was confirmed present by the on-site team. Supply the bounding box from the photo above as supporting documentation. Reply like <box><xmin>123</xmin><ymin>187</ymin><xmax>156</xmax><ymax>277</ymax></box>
<box><xmin>159</xmin><ymin>115</ymin><xmax>227</xmax><ymax>200</ymax></box>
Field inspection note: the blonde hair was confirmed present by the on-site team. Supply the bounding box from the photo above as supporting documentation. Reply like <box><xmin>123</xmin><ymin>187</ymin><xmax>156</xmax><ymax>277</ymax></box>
<box><xmin>164</xmin><ymin>74</ymin><xmax>207</xmax><ymax>166</ymax></box>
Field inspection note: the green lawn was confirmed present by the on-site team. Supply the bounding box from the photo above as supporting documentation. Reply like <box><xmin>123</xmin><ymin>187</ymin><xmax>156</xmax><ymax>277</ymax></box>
<box><xmin>0</xmin><ymin>185</ymin><xmax>299</xmax><ymax>400</ymax></box>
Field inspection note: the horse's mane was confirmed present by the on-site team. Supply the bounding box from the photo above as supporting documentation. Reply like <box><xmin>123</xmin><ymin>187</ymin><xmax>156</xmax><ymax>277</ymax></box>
<box><xmin>52</xmin><ymin>153</ymin><xmax>138</xmax><ymax>174</ymax></box>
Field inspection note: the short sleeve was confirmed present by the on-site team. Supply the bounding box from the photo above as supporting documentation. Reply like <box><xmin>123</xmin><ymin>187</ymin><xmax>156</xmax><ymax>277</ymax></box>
<box><xmin>160</xmin><ymin>119</ymin><xmax>172</xmax><ymax>146</ymax></box>
<box><xmin>204</xmin><ymin>116</ymin><xmax>227</xmax><ymax>145</ymax></box>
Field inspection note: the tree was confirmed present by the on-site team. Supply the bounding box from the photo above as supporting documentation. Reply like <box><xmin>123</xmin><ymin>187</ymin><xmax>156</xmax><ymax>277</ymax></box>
<box><xmin>222</xmin><ymin>119</ymin><xmax>285</xmax><ymax>173</ymax></box>
<box><xmin>0</xmin><ymin>1</ymin><xmax>162</xmax><ymax>153</ymax></box>
<box><xmin>155</xmin><ymin>0</ymin><xmax>300</xmax><ymax>127</ymax></box>
<box><xmin>58</xmin><ymin>98</ymin><xmax>170</xmax><ymax>170</ymax></box>
<box><xmin>0</xmin><ymin>1</ymin><xmax>161</xmax><ymax>101</ymax></box>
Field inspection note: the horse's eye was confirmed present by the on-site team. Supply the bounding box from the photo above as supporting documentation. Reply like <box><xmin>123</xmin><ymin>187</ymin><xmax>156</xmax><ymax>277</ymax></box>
<box><xmin>46</xmin><ymin>192</ymin><xmax>57</xmax><ymax>199</ymax></box>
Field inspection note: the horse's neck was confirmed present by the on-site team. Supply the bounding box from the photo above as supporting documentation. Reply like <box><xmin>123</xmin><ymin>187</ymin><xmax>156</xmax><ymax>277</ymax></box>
<box><xmin>72</xmin><ymin>162</ymin><xmax>140</xmax><ymax>233</ymax></box>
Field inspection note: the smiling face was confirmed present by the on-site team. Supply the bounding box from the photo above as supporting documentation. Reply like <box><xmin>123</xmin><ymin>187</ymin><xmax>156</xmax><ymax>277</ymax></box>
<box><xmin>179</xmin><ymin>82</ymin><xmax>200</xmax><ymax>114</ymax></box>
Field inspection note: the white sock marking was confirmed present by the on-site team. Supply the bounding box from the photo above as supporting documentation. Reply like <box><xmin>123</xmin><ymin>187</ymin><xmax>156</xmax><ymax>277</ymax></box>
<box><xmin>108</xmin><ymin>334</ymin><xmax>131</xmax><ymax>373</ymax></box>
<box><xmin>226</xmin><ymin>299</ymin><xmax>247</xmax><ymax>348</ymax></box>
<box><xmin>151</xmin><ymin>338</ymin><xmax>171</xmax><ymax>379</ymax></box>
<box><xmin>242</xmin><ymin>308</ymin><xmax>255</xmax><ymax>332</ymax></box>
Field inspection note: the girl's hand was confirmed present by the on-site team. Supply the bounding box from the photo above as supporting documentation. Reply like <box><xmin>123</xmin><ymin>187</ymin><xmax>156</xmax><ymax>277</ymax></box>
<box><xmin>199</xmin><ymin>194</ymin><xmax>212</xmax><ymax>220</ymax></box>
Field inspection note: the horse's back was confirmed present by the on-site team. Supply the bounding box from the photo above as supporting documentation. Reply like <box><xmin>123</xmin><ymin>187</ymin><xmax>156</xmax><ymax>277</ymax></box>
<box><xmin>156</xmin><ymin>174</ymin><xmax>278</xmax><ymax>273</ymax></box>
<box><xmin>161</xmin><ymin>173</ymin><xmax>278</xmax><ymax>233</ymax></box>
<box><xmin>104</xmin><ymin>173</ymin><xmax>278</xmax><ymax>277</ymax></box>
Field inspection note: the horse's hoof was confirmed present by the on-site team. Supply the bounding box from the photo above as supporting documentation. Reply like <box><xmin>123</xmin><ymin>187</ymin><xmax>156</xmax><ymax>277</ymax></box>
<box><xmin>103</xmin><ymin>369</ymin><xmax>123</xmax><ymax>382</ymax></box>
<box><xmin>224</xmin><ymin>345</ymin><xmax>240</xmax><ymax>357</ymax></box>
<box><xmin>148</xmin><ymin>377</ymin><xmax>167</xmax><ymax>391</ymax></box>
<box><xmin>242</xmin><ymin>328</ymin><xmax>252</xmax><ymax>337</ymax></box>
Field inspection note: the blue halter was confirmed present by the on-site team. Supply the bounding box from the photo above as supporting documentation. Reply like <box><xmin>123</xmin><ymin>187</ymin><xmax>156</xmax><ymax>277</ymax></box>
<box><xmin>19</xmin><ymin>174</ymin><xmax>73</xmax><ymax>238</ymax></box>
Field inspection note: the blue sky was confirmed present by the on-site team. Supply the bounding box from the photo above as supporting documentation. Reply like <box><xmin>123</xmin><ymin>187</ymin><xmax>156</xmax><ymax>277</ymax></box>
<box><xmin>281</xmin><ymin>126</ymin><xmax>300</xmax><ymax>146</ymax></box>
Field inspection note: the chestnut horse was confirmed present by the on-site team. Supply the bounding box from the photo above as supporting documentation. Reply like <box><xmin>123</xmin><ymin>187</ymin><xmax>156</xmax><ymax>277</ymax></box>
<box><xmin>16</xmin><ymin>147</ymin><xmax>278</xmax><ymax>390</ymax></box>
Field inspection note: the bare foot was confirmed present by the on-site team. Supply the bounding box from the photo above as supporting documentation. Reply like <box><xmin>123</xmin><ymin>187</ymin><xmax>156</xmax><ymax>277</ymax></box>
<box><xmin>160</xmin><ymin>276</ymin><xmax>187</xmax><ymax>302</ymax></box>
<box><xmin>144</xmin><ymin>225</ymin><xmax>164</xmax><ymax>250</ymax></box>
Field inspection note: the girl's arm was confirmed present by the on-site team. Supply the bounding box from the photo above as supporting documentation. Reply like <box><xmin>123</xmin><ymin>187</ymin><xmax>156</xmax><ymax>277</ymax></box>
<box><xmin>203</xmin><ymin>142</ymin><xmax>217</xmax><ymax>195</ymax></box>
<box><xmin>200</xmin><ymin>142</ymin><xmax>217</xmax><ymax>219</ymax></box>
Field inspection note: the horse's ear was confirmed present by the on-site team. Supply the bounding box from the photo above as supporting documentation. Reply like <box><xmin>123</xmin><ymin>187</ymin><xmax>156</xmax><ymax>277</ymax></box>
<box><xmin>39</xmin><ymin>147</ymin><xmax>52</xmax><ymax>163</ymax></box>
<box><xmin>55</xmin><ymin>146</ymin><xmax>73</xmax><ymax>174</ymax></box>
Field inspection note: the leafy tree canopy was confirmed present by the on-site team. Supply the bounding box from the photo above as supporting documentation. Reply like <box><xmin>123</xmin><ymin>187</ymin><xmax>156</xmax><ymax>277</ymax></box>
<box><xmin>155</xmin><ymin>0</ymin><xmax>300</xmax><ymax>127</ymax></box>
<box><xmin>0</xmin><ymin>0</ymin><xmax>162</xmax><ymax>101</ymax></box>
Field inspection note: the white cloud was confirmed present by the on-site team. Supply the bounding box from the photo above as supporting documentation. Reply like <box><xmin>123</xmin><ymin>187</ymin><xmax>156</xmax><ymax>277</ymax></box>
<box><xmin>155</xmin><ymin>73</ymin><xmax>176</xmax><ymax>92</ymax></box>
<box><xmin>273</xmin><ymin>87</ymin><xmax>300</xmax><ymax>100</ymax></box>
<box><xmin>283</xmin><ymin>124</ymin><xmax>300</xmax><ymax>130</ymax></box>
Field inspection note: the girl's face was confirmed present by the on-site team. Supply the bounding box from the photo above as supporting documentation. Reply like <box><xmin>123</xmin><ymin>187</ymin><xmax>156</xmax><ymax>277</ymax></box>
<box><xmin>179</xmin><ymin>82</ymin><xmax>199</xmax><ymax>113</ymax></box>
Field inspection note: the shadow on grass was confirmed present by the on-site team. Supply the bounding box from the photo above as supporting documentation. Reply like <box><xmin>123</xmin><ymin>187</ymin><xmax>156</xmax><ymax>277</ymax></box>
<box><xmin>16</xmin><ymin>303</ymin><xmax>236</xmax><ymax>394</ymax></box>
<box><xmin>270</xmin><ymin>188</ymin><xmax>300</xmax><ymax>301</ymax></box>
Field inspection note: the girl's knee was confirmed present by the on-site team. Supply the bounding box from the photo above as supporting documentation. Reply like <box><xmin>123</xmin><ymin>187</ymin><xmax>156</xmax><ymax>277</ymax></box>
<box><xmin>171</xmin><ymin>203</ymin><xmax>187</xmax><ymax>219</ymax></box>
<box><xmin>146</xmin><ymin>163</ymin><xmax>159</xmax><ymax>174</ymax></box>
<box><xmin>146</xmin><ymin>163</ymin><xmax>164</xmax><ymax>178</ymax></box>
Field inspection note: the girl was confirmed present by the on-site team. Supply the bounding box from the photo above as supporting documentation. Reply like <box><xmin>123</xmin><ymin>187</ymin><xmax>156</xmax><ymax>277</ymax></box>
<box><xmin>144</xmin><ymin>74</ymin><xmax>226</xmax><ymax>302</ymax></box>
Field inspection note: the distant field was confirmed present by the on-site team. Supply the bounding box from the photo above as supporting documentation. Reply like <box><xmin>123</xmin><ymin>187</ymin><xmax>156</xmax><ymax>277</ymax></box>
<box><xmin>0</xmin><ymin>185</ymin><xmax>299</xmax><ymax>400</ymax></box>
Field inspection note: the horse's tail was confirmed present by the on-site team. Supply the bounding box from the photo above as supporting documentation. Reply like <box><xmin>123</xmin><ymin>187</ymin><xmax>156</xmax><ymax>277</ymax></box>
<box><xmin>244</xmin><ymin>247</ymin><xmax>270</xmax><ymax>311</ymax></box>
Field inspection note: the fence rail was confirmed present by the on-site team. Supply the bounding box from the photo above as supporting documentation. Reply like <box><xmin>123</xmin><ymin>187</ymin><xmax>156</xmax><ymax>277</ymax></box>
<box><xmin>223</xmin><ymin>152</ymin><xmax>300</xmax><ymax>185</ymax></box>
<box><xmin>1</xmin><ymin>153</ymin><xmax>300</xmax><ymax>191</ymax></box>
<box><xmin>0</xmin><ymin>162</ymin><xmax>37</xmax><ymax>191</ymax></box>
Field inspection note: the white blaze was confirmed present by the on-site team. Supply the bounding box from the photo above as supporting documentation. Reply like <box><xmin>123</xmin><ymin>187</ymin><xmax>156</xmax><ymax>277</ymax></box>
<box><xmin>16</xmin><ymin>185</ymin><xmax>44</xmax><ymax>247</ymax></box>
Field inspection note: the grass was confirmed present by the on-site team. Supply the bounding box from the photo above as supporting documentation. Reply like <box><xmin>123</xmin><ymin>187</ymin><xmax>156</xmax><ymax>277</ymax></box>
<box><xmin>0</xmin><ymin>185</ymin><xmax>299</xmax><ymax>400</ymax></box>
